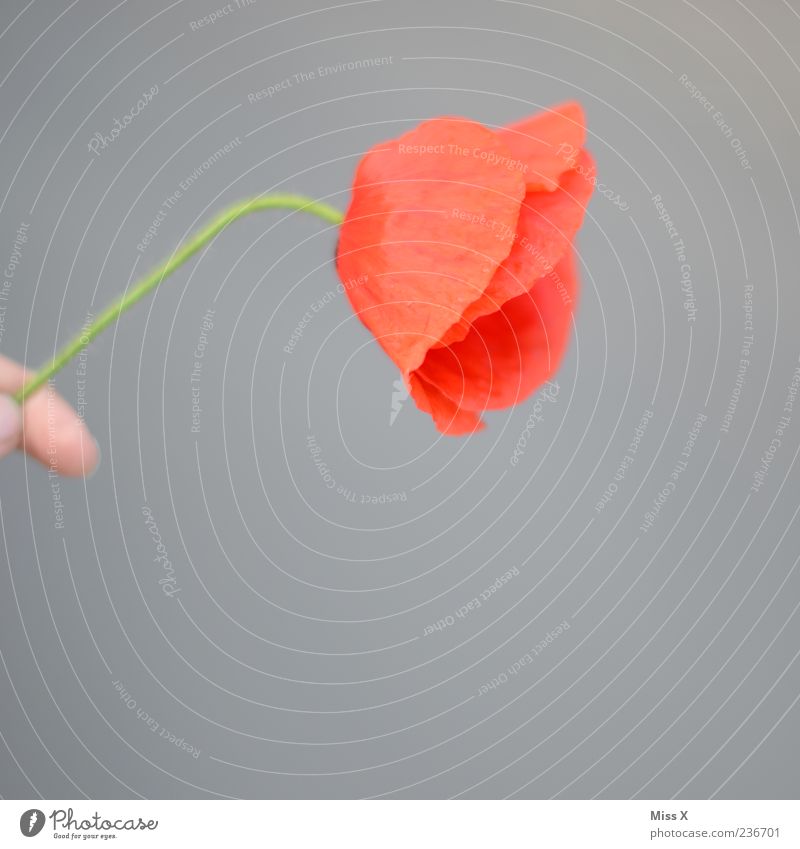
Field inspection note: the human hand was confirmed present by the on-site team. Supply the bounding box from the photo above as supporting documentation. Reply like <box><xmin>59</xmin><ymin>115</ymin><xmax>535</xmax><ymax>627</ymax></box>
<box><xmin>0</xmin><ymin>354</ymin><xmax>99</xmax><ymax>477</ymax></box>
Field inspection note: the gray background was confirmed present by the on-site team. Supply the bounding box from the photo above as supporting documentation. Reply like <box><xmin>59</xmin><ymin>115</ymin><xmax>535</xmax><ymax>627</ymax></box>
<box><xmin>0</xmin><ymin>0</ymin><xmax>798</xmax><ymax>799</ymax></box>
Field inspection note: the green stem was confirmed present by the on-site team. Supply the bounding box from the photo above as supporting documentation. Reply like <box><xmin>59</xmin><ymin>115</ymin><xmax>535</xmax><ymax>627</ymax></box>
<box><xmin>13</xmin><ymin>193</ymin><xmax>343</xmax><ymax>404</ymax></box>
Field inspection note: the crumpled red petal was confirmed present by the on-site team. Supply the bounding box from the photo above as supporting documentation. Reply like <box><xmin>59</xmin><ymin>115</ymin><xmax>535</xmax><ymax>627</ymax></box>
<box><xmin>407</xmin><ymin>372</ymin><xmax>485</xmax><ymax>436</ymax></box>
<box><xmin>436</xmin><ymin>149</ymin><xmax>595</xmax><ymax>348</ymax></box>
<box><xmin>414</xmin><ymin>249</ymin><xmax>578</xmax><ymax>412</ymax></box>
<box><xmin>496</xmin><ymin>101</ymin><xmax>586</xmax><ymax>191</ymax></box>
<box><xmin>337</xmin><ymin>117</ymin><xmax>526</xmax><ymax>375</ymax></box>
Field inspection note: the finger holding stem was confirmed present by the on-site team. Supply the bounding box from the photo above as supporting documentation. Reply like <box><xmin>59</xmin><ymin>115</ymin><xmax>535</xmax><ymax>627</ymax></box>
<box><xmin>13</xmin><ymin>193</ymin><xmax>343</xmax><ymax>404</ymax></box>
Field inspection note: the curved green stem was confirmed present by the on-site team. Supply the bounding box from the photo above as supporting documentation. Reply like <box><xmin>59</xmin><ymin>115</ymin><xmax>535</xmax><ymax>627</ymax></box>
<box><xmin>13</xmin><ymin>193</ymin><xmax>343</xmax><ymax>404</ymax></box>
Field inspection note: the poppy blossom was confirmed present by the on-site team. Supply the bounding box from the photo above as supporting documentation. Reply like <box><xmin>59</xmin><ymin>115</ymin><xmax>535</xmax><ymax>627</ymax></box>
<box><xmin>336</xmin><ymin>101</ymin><xmax>594</xmax><ymax>434</ymax></box>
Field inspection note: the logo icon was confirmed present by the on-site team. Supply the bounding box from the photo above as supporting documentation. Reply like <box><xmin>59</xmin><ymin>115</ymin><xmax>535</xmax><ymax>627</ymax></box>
<box><xmin>389</xmin><ymin>378</ymin><xmax>409</xmax><ymax>426</ymax></box>
<box><xmin>19</xmin><ymin>809</ymin><xmax>45</xmax><ymax>837</ymax></box>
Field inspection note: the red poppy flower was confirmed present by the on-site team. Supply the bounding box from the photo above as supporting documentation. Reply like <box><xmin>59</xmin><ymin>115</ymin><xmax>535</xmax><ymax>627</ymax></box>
<box><xmin>337</xmin><ymin>101</ymin><xmax>594</xmax><ymax>434</ymax></box>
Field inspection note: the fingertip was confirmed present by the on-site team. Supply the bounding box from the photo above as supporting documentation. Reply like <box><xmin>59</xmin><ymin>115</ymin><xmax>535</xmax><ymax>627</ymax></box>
<box><xmin>56</xmin><ymin>419</ymin><xmax>101</xmax><ymax>478</ymax></box>
<box><xmin>20</xmin><ymin>386</ymin><xmax>100</xmax><ymax>477</ymax></box>
<box><xmin>0</xmin><ymin>394</ymin><xmax>22</xmax><ymax>457</ymax></box>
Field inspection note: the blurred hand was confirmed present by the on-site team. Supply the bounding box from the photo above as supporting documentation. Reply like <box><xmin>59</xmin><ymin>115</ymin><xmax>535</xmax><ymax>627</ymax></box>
<box><xmin>0</xmin><ymin>354</ymin><xmax>99</xmax><ymax>477</ymax></box>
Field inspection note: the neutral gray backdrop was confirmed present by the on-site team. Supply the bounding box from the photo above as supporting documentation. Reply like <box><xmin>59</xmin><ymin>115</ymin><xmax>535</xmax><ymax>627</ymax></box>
<box><xmin>0</xmin><ymin>0</ymin><xmax>798</xmax><ymax>800</ymax></box>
